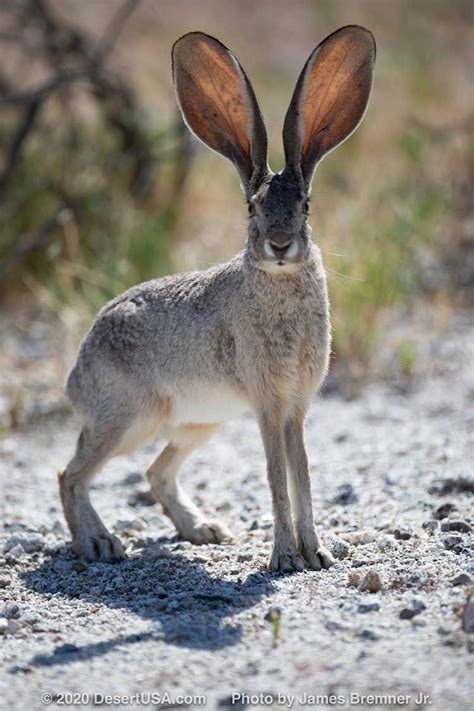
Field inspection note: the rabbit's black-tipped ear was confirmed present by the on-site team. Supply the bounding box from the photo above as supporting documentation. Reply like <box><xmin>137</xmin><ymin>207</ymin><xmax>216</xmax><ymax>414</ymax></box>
<box><xmin>283</xmin><ymin>25</ymin><xmax>375</xmax><ymax>187</ymax></box>
<box><xmin>172</xmin><ymin>32</ymin><xmax>268</xmax><ymax>194</ymax></box>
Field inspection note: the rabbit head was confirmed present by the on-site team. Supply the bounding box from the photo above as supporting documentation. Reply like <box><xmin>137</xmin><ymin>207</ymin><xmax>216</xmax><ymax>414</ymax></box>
<box><xmin>172</xmin><ymin>26</ymin><xmax>375</xmax><ymax>274</ymax></box>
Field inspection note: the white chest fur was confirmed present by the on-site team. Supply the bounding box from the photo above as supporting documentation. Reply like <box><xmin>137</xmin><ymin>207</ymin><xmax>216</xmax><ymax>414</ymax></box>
<box><xmin>170</xmin><ymin>384</ymin><xmax>250</xmax><ymax>426</ymax></box>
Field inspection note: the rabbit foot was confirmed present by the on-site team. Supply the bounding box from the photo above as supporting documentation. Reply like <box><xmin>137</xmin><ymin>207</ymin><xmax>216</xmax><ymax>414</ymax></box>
<box><xmin>300</xmin><ymin>543</ymin><xmax>335</xmax><ymax>570</ymax></box>
<box><xmin>181</xmin><ymin>519</ymin><xmax>234</xmax><ymax>545</ymax></box>
<box><xmin>72</xmin><ymin>528</ymin><xmax>125</xmax><ymax>562</ymax></box>
<box><xmin>269</xmin><ymin>546</ymin><xmax>305</xmax><ymax>573</ymax></box>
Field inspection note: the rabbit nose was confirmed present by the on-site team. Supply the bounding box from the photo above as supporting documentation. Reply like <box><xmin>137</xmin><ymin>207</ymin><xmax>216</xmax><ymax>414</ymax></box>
<box><xmin>269</xmin><ymin>240</ymin><xmax>292</xmax><ymax>259</ymax></box>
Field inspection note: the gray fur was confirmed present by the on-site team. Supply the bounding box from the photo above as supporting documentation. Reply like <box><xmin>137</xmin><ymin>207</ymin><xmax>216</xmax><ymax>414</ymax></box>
<box><xmin>60</xmin><ymin>27</ymin><xmax>375</xmax><ymax>571</ymax></box>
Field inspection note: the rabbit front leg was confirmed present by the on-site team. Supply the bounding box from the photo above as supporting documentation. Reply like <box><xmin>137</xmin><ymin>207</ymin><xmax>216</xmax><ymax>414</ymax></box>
<box><xmin>258</xmin><ymin>408</ymin><xmax>305</xmax><ymax>573</ymax></box>
<box><xmin>284</xmin><ymin>414</ymin><xmax>335</xmax><ymax>570</ymax></box>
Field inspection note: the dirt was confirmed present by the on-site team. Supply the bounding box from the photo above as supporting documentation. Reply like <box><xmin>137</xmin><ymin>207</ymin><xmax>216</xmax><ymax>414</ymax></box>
<box><xmin>0</xmin><ymin>309</ymin><xmax>472</xmax><ymax>710</ymax></box>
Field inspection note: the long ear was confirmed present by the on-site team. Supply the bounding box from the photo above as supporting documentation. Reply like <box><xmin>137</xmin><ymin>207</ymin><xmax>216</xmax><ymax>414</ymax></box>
<box><xmin>172</xmin><ymin>32</ymin><xmax>268</xmax><ymax>194</ymax></box>
<box><xmin>283</xmin><ymin>25</ymin><xmax>376</xmax><ymax>187</ymax></box>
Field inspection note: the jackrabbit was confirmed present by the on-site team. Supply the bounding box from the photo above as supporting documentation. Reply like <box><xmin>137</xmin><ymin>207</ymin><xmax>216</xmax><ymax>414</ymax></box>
<box><xmin>60</xmin><ymin>26</ymin><xmax>376</xmax><ymax>572</ymax></box>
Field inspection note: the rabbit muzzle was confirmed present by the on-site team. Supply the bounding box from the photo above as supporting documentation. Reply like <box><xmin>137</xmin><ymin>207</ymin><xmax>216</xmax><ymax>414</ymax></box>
<box><xmin>264</xmin><ymin>237</ymin><xmax>298</xmax><ymax>265</ymax></box>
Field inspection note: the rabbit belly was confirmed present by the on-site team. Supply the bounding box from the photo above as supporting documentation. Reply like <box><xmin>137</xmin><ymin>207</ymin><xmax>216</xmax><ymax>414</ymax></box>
<box><xmin>171</xmin><ymin>385</ymin><xmax>250</xmax><ymax>425</ymax></box>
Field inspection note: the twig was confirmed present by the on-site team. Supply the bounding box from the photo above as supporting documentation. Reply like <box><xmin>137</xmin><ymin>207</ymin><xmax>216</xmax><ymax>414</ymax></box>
<box><xmin>0</xmin><ymin>99</ymin><xmax>41</xmax><ymax>193</ymax></box>
<box><xmin>93</xmin><ymin>0</ymin><xmax>142</xmax><ymax>64</ymax></box>
<box><xmin>0</xmin><ymin>70</ymin><xmax>86</xmax><ymax>106</ymax></box>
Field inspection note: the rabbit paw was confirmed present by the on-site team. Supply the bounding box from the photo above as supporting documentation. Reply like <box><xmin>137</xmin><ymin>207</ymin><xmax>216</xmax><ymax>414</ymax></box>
<box><xmin>301</xmin><ymin>544</ymin><xmax>335</xmax><ymax>570</ymax></box>
<box><xmin>184</xmin><ymin>519</ymin><xmax>234</xmax><ymax>545</ymax></box>
<box><xmin>73</xmin><ymin>529</ymin><xmax>125</xmax><ymax>563</ymax></box>
<box><xmin>269</xmin><ymin>546</ymin><xmax>305</xmax><ymax>573</ymax></box>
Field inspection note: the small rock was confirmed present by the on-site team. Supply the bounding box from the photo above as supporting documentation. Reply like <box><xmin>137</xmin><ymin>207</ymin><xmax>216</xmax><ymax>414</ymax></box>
<box><xmin>7</xmin><ymin>619</ymin><xmax>21</xmax><ymax>634</ymax></box>
<box><xmin>422</xmin><ymin>520</ymin><xmax>438</xmax><ymax>533</ymax></box>
<box><xmin>411</xmin><ymin>617</ymin><xmax>427</xmax><ymax>627</ymax></box>
<box><xmin>4</xmin><ymin>532</ymin><xmax>44</xmax><ymax>554</ymax></box>
<box><xmin>462</xmin><ymin>596</ymin><xmax>474</xmax><ymax>634</ymax></box>
<box><xmin>399</xmin><ymin>597</ymin><xmax>426</xmax><ymax>620</ymax></box>
<box><xmin>443</xmin><ymin>535</ymin><xmax>463</xmax><ymax>550</ymax></box>
<box><xmin>358</xmin><ymin>628</ymin><xmax>380</xmax><ymax>641</ymax></box>
<box><xmin>343</xmin><ymin>531</ymin><xmax>376</xmax><ymax>545</ymax></box>
<box><xmin>437</xmin><ymin>625</ymin><xmax>453</xmax><ymax>636</ymax></box>
<box><xmin>440</xmin><ymin>520</ymin><xmax>471</xmax><ymax>534</ymax></box>
<box><xmin>3</xmin><ymin>603</ymin><xmax>20</xmax><ymax>619</ymax></box>
<box><xmin>430</xmin><ymin>478</ymin><xmax>474</xmax><ymax>496</ymax></box>
<box><xmin>5</xmin><ymin>544</ymin><xmax>25</xmax><ymax>560</ymax></box>
<box><xmin>393</xmin><ymin>528</ymin><xmax>412</xmax><ymax>541</ymax></box>
<box><xmin>0</xmin><ymin>618</ymin><xmax>8</xmax><ymax>634</ymax></box>
<box><xmin>114</xmin><ymin>518</ymin><xmax>146</xmax><ymax>533</ymax></box>
<box><xmin>433</xmin><ymin>502</ymin><xmax>457</xmax><ymax>520</ymax></box>
<box><xmin>333</xmin><ymin>484</ymin><xmax>358</xmax><ymax>506</ymax></box>
<box><xmin>451</xmin><ymin>573</ymin><xmax>472</xmax><ymax>586</ymax></box>
<box><xmin>358</xmin><ymin>602</ymin><xmax>380</xmax><ymax>613</ymax></box>
<box><xmin>122</xmin><ymin>471</ymin><xmax>143</xmax><ymax>486</ymax></box>
<box><xmin>329</xmin><ymin>538</ymin><xmax>350</xmax><ymax>560</ymax></box>
<box><xmin>22</xmin><ymin>611</ymin><xmax>42</xmax><ymax>625</ymax></box>
<box><xmin>0</xmin><ymin>577</ymin><xmax>10</xmax><ymax>589</ymax></box>
<box><xmin>51</xmin><ymin>520</ymin><xmax>66</xmax><ymax>536</ymax></box>
<box><xmin>347</xmin><ymin>572</ymin><xmax>361</xmax><ymax>588</ymax></box>
<box><xmin>128</xmin><ymin>490</ymin><xmax>155</xmax><ymax>507</ymax></box>
<box><xmin>358</xmin><ymin>570</ymin><xmax>382</xmax><ymax>593</ymax></box>
<box><xmin>400</xmin><ymin>608</ymin><xmax>417</xmax><ymax>620</ymax></box>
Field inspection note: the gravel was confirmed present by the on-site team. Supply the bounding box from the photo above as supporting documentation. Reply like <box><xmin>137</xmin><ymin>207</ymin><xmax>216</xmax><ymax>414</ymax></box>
<box><xmin>0</xmin><ymin>311</ymin><xmax>473</xmax><ymax>710</ymax></box>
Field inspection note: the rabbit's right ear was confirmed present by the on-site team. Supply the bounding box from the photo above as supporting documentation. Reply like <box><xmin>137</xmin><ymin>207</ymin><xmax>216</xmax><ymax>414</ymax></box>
<box><xmin>283</xmin><ymin>25</ymin><xmax>376</xmax><ymax>188</ymax></box>
<box><xmin>172</xmin><ymin>32</ymin><xmax>268</xmax><ymax>194</ymax></box>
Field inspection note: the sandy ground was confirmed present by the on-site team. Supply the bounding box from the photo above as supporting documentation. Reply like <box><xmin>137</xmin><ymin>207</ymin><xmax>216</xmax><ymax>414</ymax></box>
<box><xmin>0</xmin><ymin>310</ymin><xmax>473</xmax><ymax>711</ymax></box>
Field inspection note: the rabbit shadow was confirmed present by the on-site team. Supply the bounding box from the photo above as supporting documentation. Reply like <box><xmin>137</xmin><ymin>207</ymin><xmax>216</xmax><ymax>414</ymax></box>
<box><xmin>19</xmin><ymin>536</ymin><xmax>276</xmax><ymax>668</ymax></box>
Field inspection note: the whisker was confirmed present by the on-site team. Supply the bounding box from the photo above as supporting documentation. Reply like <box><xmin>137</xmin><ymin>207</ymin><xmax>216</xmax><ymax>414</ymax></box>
<box><xmin>326</xmin><ymin>266</ymin><xmax>365</xmax><ymax>282</ymax></box>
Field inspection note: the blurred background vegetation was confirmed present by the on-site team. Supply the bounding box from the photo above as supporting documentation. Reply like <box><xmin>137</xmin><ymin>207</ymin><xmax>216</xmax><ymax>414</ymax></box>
<box><xmin>0</xmin><ymin>0</ymin><xmax>472</xmax><ymax>413</ymax></box>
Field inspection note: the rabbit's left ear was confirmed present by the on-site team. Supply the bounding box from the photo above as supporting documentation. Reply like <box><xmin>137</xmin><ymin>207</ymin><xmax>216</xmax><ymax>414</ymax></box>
<box><xmin>172</xmin><ymin>32</ymin><xmax>268</xmax><ymax>194</ymax></box>
<box><xmin>283</xmin><ymin>25</ymin><xmax>376</xmax><ymax>187</ymax></box>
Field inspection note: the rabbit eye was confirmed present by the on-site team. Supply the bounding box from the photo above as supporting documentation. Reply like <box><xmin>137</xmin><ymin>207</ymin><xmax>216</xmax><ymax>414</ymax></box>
<box><xmin>247</xmin><ymin>202</ymin><xmax>256</xmax><ymax>217</ymax></box>
<box><xmin>303</xmin><ymin>200</ymin><xmax>311</xmax><ymax>215</ymax></box>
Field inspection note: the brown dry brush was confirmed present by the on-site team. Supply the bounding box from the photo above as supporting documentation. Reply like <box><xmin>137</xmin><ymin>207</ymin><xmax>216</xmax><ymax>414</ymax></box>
<box><xmin>0</xmin><ymin>0</ymin><xmax>193</xmax><ymax>291</ymax></box>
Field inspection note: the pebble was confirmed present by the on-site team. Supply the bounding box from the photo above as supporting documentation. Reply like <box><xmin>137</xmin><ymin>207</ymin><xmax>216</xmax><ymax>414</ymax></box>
<box><xmin>358</xmin><ymin>602</ymin><xmax>380</xmax><ymax>613</ymax></box>
<box><xmin>440</xmin><ymin>520</ymin><xmax>471</xmax><ymax>534</ymax></box>
<box><xmin>3</xmin><ymin>603</ymin><xmax>20</xmax><ymax>619</ymax></box>
<box><xmin>5</xmin><ymin>544</ymin><xmax>25</xmax><ymax>560</ymax></box>
<box><xmin>358</xmin><ymin>628</ymin><xmax>380</xmax><ymax>641</ymax></box>
<box><xmin>0</xmin><ymin>577</ymin><xmax>10</xmax><ymax>588</ymax></box>
<box><xmin>393</xmin><ymin>528</ymin><xmax>412</xmax><ymax>541</ymax></box>
<box><xmin>442</xmin><ymin>535</ymin><xmax>463</xmax><ymax>550</ymax></box>
<box><xmin>399</xmin><ymin>608</ymin><xmax>417</xmax><ymax>620</ymax></box>
<box><xmin>0</xmin><ymin>618</ymin><xmax>8</xmax><ymax>634</ymax></box>
<box><xmin>399</xmin><ymin>596</ymin><xmax>426</xmax><ymax>620</ymax></box>
<box><xmin>115</xmin><ymin>518</ymin><xmax>147</xmax><ymax>533</ymax></box>
<box><xmin>422</xmin><ymin>520</ymin><xmax>438</xmax><ymax>533</ymax></box>
<box><xmin>4</xmin><ymin>532</ymin><xmax>44</xmax><ymax>554</ymax></box>
<box><xmin>332</xmin><ymin>484</ymin><xmax>358</xmax><ymax>506</ymax></box>
<box><xmin>343</xmin><ymin>531</ymin><xmax>376</xmax><ymax>545</ymax></box>
<box><xmin>450</xmin><ymin>573</ymin><xmax>472</xmax><ymax>586</ymax></box>
<box><xmin>358</xmin><ymin>570</ymin><xmax>382</xmax><ymax>593</ymax></box>
<box><xmin>433</xmin><ymin>502</ymin><xmax>457</xmax><ymax>520</ymax></box>
<box><xmin>7</xmin><ymin>619</ymin><xmax>22</xmax><ymax>634</ymax></box>
<box><xmin>329</xmin><ymin>538</ymin><xmax>350</xmax><ymax>560</ymax></box>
